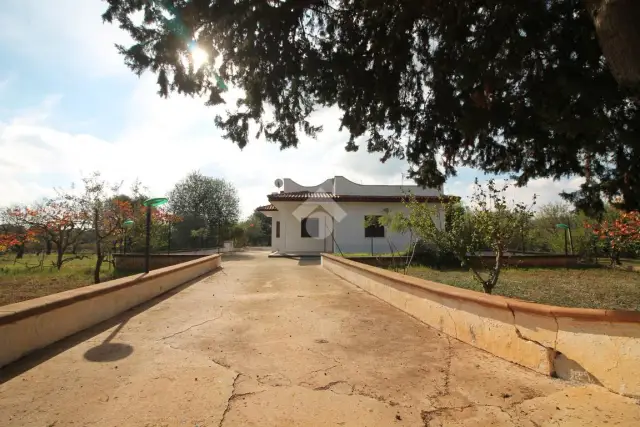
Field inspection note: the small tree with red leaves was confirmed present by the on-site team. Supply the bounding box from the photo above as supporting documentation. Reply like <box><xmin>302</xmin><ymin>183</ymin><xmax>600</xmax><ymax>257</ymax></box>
<box><xmin>72</xmin><ymin>173</ymin><xmax>139</xmax><ymax>283</ymax></box>
<box><xmin>4</xmin><ymin>200</ymin><xmax>90</xmax><ymax>270</ymax></box>
<box><xmin>0</xmin><ymin>227</ymin><xmax>39</xmax><ymax>259</ymax></box>
<box><xmin>585</xmin><ymin>211</ymin><xmax>640</xmax><ymax>266</ymax></box>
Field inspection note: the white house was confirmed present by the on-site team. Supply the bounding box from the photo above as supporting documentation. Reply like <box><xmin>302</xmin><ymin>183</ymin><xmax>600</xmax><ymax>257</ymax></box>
<box><xmin>256</xmin><ymin>176</ymin><xmax>453</xmax><ymax>255</ymax></box>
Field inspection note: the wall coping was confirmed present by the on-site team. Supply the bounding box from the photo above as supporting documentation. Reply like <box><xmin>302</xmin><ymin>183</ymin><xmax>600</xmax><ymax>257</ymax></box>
<box><xmin>112</xmin><ymin>253</ymin><xmax>206</xmax><ymax>258</ymax></box>
<box><xmin>322</xmin><ymin>253</ymin><xmax>640</xmax><ymax>323</ymax></box>
<box><xmin>472</xmin><ymin>254</ymin><xmax>580</xmax><ymax>259</ymax></box>
<box><xmin>0</xmin><ymin>254</ymin><xmax>221</xmax><ymax>326</ymax></box>
<box><xmin>345</xmin><ymin>254</ymin><xmax>580</xmax><ymax>260</ymax></box>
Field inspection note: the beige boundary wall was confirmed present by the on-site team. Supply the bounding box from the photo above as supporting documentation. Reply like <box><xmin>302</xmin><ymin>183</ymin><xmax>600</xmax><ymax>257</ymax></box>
<box><xmin>113</xmin><ymin>253</ymin><xmax>206</xmax><ymax>272</ymax></box>
<box><xmin>0</xmin><ymin>254</ymin><xmax>221</xmax><ymax>368</ymax></box>
<box><xmin>322</xmin><ymin>253</ymin><xmax>640</xmax><ymax>397</ymax></box>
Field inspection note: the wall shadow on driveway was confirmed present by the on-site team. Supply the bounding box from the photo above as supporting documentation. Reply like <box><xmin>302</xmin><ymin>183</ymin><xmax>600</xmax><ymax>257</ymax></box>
<box><xmin>0</xmin><ymin>268</ymin><xmax>220</xmax><ymax>385</ymax></box>
<box><xmin>221</xmin><ymin>252</ymin><xmax>258</xmax><ymax>262</ymax></box>
<box><xmin>298</xmin><ymin>258</ymin><xmax>321</xmax><ymax>266</ymax></box>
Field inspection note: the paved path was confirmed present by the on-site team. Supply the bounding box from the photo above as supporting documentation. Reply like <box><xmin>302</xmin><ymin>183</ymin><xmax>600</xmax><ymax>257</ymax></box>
<box><xmin>1</xmin><ymin>251</ymin><xmax>639</xmax><ymax>426</ymax></box>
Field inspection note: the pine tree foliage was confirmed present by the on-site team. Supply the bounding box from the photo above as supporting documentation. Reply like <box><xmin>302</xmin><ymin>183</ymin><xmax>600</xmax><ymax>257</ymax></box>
<box><xmin>104</xmin><ymin>0</ymin><xmax>640</xmax><ymax>212</ymax></box>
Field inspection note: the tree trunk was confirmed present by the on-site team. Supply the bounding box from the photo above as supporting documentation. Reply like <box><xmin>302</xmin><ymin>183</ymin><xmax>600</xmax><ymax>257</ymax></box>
<box><xmin>15</xmin><ymin>244</ymin><xmax>25</xmax><ymax>260</ymax></box>
<box><xmin>45</xmin><ymin>238</ymin><xmax>52</xmax><ymax>255</ymax></box>
<box><xmin>56</xmin><ymin>244</ymin><xmax>64</xmax><ymax>270</ymax></box>
<box><xmin>483</xmin><ymin>251</ymin><xmax>503</xmax><ymax>294</ymax></box>
<box><xmin>94</xmin><ymin>253</ymin><xmax>103</xmax><ymax>284</ymax></box>
<box><xmin>93</xmin><ymin>207</ymin><xmax>102</xmax><ymax>284</ymax></box>
<box><xmin>610</xmin><ymin>251</ymin><xmax>622</xmax><ymax>267</ymax></box>
<box><xmin>583</xmin><ymin>0</ymin><xmax>640</xmax><ymax>96</ymax></box>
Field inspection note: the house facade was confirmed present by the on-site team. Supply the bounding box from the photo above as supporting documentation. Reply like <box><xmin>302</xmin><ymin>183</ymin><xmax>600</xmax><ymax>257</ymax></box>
<box><xmin>256</xmin><ymin>176</ymin><xmax>452</xmax><ymax>255</ymax></box>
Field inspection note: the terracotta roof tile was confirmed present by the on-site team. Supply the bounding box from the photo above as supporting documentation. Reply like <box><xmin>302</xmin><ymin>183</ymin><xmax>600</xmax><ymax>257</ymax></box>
<box><xmin>256</xmin><ymin>204</ymin><xmax>277</xmax><ymax>212</ymax></box>
<box><xmin>268</xmin><ymin>191</ymin><xmax>335</xmax><ymax>200</ymax></box>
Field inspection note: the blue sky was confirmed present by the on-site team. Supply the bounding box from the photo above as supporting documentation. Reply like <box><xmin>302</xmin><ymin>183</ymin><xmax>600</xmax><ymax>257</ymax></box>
<box><xmin>0</xmin><ymin>0</ymin><xmax>582</xmax><ymax>218</ymax></box>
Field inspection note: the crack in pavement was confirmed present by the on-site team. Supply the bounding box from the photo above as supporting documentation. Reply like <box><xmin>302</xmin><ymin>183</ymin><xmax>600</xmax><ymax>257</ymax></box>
<box><xmin>306</xmin><ymin>364</ymin><xmax>339</xmax><ymax>376</ymax></box>
<box><xmin>314</xmin><ymin>380</ymin><xmax>354</xmax><ymax>393</ymax></box>
<box><xmin>167</xmin><ymin>340</ymin><xmax>528</xmax><ymax>424</ymax></box>
<box><xmin>440</xmin><ymin>335</ymin><xmax>453</xmax><ymax>397</ymax></box>
<box><xmin>211</xmin><ymin>356</ymin><xmax>231</xmax><ymax>369</ymax></box>
<box><xmin>425</xmin><ymin>336</ymin><xmax>453</xmax><ymax>400</ymax></box>
<box><xmin>421</xmin><ymin>403</ymin><xmax>518</xmax><ymax>426</ymax></box>
<box><xmin>312</xmin><ymin>380</ymin><xmax>415</xmax><ymax>408</ymax></box>
<box><xmin>159</xmin><ymin>314</ymin><xmax>222</xmax><ymax>340</ymax></box>
<box><xmin>218</xmin><ymin>373</ymin><xmax>241</xmax><ymax>427</ymax></box>
<box><xmin>306</xmin><ymin>347</ymin><xmax>341</xmax><ymax>364</ymax></box>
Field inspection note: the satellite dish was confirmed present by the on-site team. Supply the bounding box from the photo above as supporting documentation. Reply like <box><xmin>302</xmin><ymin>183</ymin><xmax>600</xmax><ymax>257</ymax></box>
<box><xmin>274</xmin><ymin>178</ymin><xmax>283</xmax><ymax>189</ymax></box>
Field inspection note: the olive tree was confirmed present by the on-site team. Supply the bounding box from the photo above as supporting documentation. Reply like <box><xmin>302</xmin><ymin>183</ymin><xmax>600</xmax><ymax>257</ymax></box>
<box><xmin>405</xmin><ymin>180</ymin><xmax>536</xmax><ymax>294</ymax></box>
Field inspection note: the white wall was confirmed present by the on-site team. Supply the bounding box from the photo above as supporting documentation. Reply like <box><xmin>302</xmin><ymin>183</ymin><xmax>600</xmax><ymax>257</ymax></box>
<box><xmin>271</xmin><ymin>201</ymin><xmax>333</xmax><ymax>253</ymax></box>
<box><xmin>269</xmin><ymin>200</ymin><xmax>444</xmax><ymax>254</ymax></box>
<box><xmin>333</xmin><ymin>176</ymin><xmax>440</xmax><ymax>197</ymax></box>
<box><xmin>278</xmin><ymin>176</ymin><xmax>442</xmax><ymax>197</ymax></box>
<box><xmin>333</xmin><ymin>202</ymin><xmax>445</xmax><ymax>254</ymax></box>
<box><xmin>282</xmin><ymin>178</ymin><xmax>334</xmax><ymax>193</ymax></box>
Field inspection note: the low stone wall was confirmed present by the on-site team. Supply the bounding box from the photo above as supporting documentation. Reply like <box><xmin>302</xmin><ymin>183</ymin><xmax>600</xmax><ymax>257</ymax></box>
<box><xmin>347</xmin><ymin>254</ymin><xmax>579</xmax><ymax>269</ymax></box>
<box><xmin>322</xmin><ymin>253</ymin><xmax>640</xmax><ymax>397</ymax></box>
<box><xmin>113</xmin><ymin>253</ymin><xmax>207</xmax><ymax>272</ymax></box>
<box><xmin>470</xmin><ymin>254</ymin><xmax>580</xmax><ymax>268</ymax></box>
<box><xmin>0</xmin><ymin>254</ymin><xmax>221</xmax><ymax>368</ymax></box>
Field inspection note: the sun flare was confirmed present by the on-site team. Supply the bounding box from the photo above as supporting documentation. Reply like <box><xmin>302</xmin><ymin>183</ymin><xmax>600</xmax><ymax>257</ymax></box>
<box><xmin>191</xmin><ymin>47</ymin><xmax>209</xmax><ymax>69</ymax></box>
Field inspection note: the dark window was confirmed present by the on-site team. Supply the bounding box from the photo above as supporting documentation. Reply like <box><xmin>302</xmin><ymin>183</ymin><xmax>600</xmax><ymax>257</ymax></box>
<box><xmin>365</xmin><ymin>215</ymin><xmax>385</xmax><ymax>238</ymax></box>
<box><xmin>276</xmin><ymin>221</ymin><xmax>280</xmax><ymax>238</ymax></box>
<box><xmin>301</xmin><ymin>217</ymin><xmax>319</xmax><ymax>238</ymax></box>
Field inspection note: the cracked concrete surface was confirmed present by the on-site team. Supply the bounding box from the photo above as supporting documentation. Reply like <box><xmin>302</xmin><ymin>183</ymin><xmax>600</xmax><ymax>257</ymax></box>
<box><xmin>1</xmin><ymin>251</ymin><xmax>640</xmax><ymax>426</ymax></box>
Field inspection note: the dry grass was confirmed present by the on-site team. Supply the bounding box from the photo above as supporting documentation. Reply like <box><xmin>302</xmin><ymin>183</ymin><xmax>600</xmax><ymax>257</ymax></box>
<box><xmin>404</xmin><ymin>265</ymin><xmax>640</xmax><ymax>311</ymax></box>
<box><xmin>0</xmin><ymin>254</ymin><xmax>120</xmax><ymax>306</ymax></box>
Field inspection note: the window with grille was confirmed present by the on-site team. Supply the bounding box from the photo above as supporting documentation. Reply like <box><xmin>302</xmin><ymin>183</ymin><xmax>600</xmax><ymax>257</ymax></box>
<box><xmin>364</xmin><ymin>215</ymin><xmax>385</xmax><ymax>238</ymax></box>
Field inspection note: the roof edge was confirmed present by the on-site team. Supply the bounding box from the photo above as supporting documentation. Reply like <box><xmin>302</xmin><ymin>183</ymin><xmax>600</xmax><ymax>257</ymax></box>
<box><xmin>268</xmin><ymin>194</ymin><xmax>458</xmax><ymax>203</ymax></box>
<box><xmin>256</xmin><ymin>204</ymin><xmax>277</xmax><ymax>212</ymax></box>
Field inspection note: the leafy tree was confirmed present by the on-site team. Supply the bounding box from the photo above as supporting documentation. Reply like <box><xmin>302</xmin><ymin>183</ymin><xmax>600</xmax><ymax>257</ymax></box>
<box><xmin>5</xmin><ymin>199</ymin><xmax>90</xmax><ymax>270</ymax></box>
<box><xmin>190</xmin><ymin>227</ymin><xmax>210</xmax><ymax>249</ymax></box>
<box><xmin>406</xmin><ymin>180</ymin><xmax>535</xmax><ymax>294</ymax></box>
<box><xmin>71</xmin><ymin>173</ymin><xmax>135</xmax><ymax>283</ymax></box>
<box><xmin>241</xmin><ymin>211</ymin><xmax>271</xmax><ymax>246</ymax></box>
<box><xmin>104</xmin><ymin>0</ymin><xmax>640</xmax><ymax>213</ymax></box>
<box><xmin>527</xmin><ymin>202</ymin><xmax>576</xmax><ymax>253</ymax></box>
<box><xmin>230</xmin><ymin>225</ymin><xmax>247</xmax><ymax>247</ymax></box>
<box><xmin>0</xmin><ymin>222</ymin><xmax>39</xmax><ymax>259</ymax></box>
<box><xmin>169</xmin><ymin>171</ymin><xmax>240</xmax><ymax>247</ymax></box>
<box><xmin>124</xmin><ymin>202</ymin><xmax>182</xmax><ymax>253</ymax></box>
<box><xmin>586</xmin><ymin>210</ymin><xmax>640</xmax><ymax>266</ymax></box>
<box><xmin>365</xmin><ymin>210</ymin><xmax>420</xmax><ymax>273</ymax></box>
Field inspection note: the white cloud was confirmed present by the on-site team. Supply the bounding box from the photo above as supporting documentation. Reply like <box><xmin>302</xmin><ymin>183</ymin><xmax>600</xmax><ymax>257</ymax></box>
<box><xmin>1</xmin><ymin>80</ymin><xmax>587</xmax><ymax>219</ymax></box>
<box><xmin>0</xmin><ymin>77</ymin><xmax>416</xmax><ymax>218</ymax></box>
<box><xmin>445</xmin><ymin>176</ymin><xmax>584</xmax><ymax>210</ymax></box>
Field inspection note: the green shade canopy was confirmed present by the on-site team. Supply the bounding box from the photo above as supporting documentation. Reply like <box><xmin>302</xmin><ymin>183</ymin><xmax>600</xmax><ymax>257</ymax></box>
<box><xmin>143</xmin><ymin>197</ymin><xmax>168</xmax><ymax>207</ymax></box>
<box><xmin>556</xmin><ymin>223</ymin><xmax>569</xmax><ymax>229</ymax></box>
<box><xmin>123</xmin><ymin>219</ymin><xmax>134</xmax><ymax>227</ymax></box>
<box><xmin>215</xmin><ymin>73</ymin><xmax>228</xmax><ymax>91</ymax></box>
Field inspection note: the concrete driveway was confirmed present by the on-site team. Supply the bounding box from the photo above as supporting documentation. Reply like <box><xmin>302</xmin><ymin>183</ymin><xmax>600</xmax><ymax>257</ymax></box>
<box><xmin>1</xmin><ymin>251</ymin><xmax>639</xmax><ymax>426</ymax></box>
